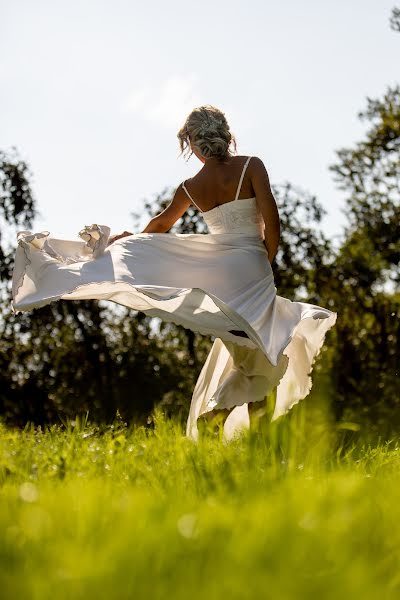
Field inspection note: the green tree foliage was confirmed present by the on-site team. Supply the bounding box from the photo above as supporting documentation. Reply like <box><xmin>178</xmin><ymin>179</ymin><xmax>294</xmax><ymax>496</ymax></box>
<box><xmin>390</xmin><ymin>6</ymin><xmax>400</xmax><ymax>32</ymax></box>
<box><xmin>3</xmin><ymin>300</ymin><xmax>187</xmax><ymax>427</ymax></box>
<box><xmin>0</xmin><ymin>155</ymin><xmax>191</xmax><ymax>427</ymax></box>
<box><xmin>327</xmin><ymin>85</ymin><xmax>400</xmax><ymax>432</ymax></box>
<box><xmin>268</xmin><ymin>183</ymin><xmax>334</xmax><ymax>305</ymax></box>
<box><xmin>0</xmin><ymin>148</ymin><xmax>35</xmax><ymax>281</ymax></box>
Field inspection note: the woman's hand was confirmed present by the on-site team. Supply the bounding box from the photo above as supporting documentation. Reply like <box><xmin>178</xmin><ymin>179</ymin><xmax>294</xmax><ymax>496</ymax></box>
<box><xmin>107</xmin><ymin>231</ymin><xmax>133</xmax><ymax>246</ymax></box>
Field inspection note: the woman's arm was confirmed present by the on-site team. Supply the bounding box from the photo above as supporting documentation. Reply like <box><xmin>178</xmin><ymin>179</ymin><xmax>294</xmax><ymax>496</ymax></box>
<box><xmin>141</xmin><ymin>185</ymin><xmax>191</xmax><ymax>233</ymax></box>
<box><xmin>249</xmin><ymin>157</ymin><xmax>280</xmax><ymax>264</ymax></box>
<box><xmin>108</xmin><ymin>184</ymin><xmax>192</xmax><ymax>244</ymax></box>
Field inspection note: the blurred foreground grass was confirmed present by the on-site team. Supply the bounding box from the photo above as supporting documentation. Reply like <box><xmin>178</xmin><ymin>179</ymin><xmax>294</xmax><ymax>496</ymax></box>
<box><xmin>1</xmin><ymin>399</ymin><xmax>400</xmax><ymax>600</ymax></box>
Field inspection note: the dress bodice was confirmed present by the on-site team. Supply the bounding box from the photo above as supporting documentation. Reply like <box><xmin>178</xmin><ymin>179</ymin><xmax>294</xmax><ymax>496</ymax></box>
<box><xmin>201</xmin><ymin>197</ymin><xmax>265</xmax><ymax>237</ymax></box>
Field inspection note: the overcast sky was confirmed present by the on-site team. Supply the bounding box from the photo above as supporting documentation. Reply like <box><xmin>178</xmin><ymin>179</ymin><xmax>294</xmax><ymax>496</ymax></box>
<box><xmin>1</xmin><ymin>0</ymin><xmax>398</xmax><ymax>247</ymax></box>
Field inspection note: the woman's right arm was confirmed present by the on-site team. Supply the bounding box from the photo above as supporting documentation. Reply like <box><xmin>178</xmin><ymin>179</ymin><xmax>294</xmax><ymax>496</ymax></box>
<box><xmin>108</xmin><ymin>184</ymin><xmax>192</xmax><ymax>245</ymax></box>
<box><xmin>250</xmin><ymin>157</ymin><xmax>280</xmax><ymax>264</ymax></box>
<box><xmin>141</xmin><ymin>185</ymin><xmax>192</xmax><ymax>233</ymax></box>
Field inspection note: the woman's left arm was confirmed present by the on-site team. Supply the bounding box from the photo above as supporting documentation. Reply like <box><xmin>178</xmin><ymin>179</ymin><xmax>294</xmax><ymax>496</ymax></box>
<box><xmin>108</xmin><ymin>184</ymin><xmax>191</xmax><ymax>244</ymax></box>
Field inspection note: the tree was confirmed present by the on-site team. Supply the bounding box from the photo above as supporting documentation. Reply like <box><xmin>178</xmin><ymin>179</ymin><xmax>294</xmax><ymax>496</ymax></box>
<box><xmin>327</xmin><ymin>84</ymin><xmax>400</xmax><ymax>434</ymax></box>
<box><xmin>0</xmin><ymin>147</ymin><xmax>35</xmax><ymax>282</ymax></box>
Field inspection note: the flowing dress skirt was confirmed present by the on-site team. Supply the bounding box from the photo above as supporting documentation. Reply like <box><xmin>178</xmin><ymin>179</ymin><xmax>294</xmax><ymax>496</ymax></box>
<box><xmin>12</xmin><ymin>225</ymin><xmax>337</xmax><ymax>441</ymax></box>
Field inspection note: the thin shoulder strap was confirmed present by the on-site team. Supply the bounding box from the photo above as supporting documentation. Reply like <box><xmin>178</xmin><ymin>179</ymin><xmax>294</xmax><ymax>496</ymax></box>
<box><xmin>234</xmin><ymin>156</ymin><xmax>252</xmax><ymax>201</ymax></box>
<box><xmin>181</xmin><ymin>180</ymin><xmax>202</xmax><ymax>211</ymax></box>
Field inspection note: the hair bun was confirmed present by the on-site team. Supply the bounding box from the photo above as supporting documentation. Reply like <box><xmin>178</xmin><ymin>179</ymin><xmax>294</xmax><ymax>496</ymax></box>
<box><xmin>177</xmin><ymin>105</ymin><xmax>237</xmax><ymax>162</ymax></box>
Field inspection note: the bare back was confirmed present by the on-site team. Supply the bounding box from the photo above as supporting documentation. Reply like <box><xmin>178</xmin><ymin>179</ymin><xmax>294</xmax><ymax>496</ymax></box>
<box><xmin>182</xmin><ymin>155</ymin><xmax>256</xmax><ymax>213</ymax></box>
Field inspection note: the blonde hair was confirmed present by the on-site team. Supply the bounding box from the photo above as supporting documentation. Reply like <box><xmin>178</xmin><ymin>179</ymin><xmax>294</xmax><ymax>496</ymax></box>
<box><xmin>177</xmin><ymin>104</ymin><xmax>237</xmax><ymax>162</ymax></box>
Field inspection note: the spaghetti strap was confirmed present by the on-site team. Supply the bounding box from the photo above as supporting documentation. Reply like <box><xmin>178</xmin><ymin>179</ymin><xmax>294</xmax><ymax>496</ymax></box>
<box><xmin>182</xmin><ymin>180</ymin><xmax>202</xmax><ymax>211</ymax></box>
<box><xmin>234</xmin><ymin>156</ymin><xmax>252</xmax><ymax>201</ymax></box>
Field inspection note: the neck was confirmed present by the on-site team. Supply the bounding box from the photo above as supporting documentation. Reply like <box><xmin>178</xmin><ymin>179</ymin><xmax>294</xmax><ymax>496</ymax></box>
<box><xmin>204</xmin><ymin>155</ymin><xmax>231</xmax><ymax>166</ymax></box>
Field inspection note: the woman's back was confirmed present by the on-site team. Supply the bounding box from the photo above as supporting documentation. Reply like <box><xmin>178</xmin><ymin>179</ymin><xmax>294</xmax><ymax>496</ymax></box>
<box><xmin>182</xmin><ymin>156</ymin><xmax>265</xmax><ymax>237</ymax></box>
<box><xmin>182</xmin><ymin>155</ymin><xmax>256</xmax><ymax>213</ymax></box>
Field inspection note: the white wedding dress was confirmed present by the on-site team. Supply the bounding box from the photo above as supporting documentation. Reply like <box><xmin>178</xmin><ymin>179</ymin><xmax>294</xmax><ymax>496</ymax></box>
<box><xmin>11</xmin><ymin>156</ymin><xmax>337</xmax><ymax>441</ymax></box>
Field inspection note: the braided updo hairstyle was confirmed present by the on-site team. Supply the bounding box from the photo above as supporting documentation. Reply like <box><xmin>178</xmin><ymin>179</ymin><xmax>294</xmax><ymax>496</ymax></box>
<box><xmin>177</xmin><ymin>105</ymin><xmax>237</xmax><ymax>163</ymax></box>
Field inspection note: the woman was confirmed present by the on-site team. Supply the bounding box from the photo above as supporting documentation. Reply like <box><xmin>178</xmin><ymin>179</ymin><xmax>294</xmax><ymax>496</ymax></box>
<box><xmin>12</xmin><ymin>104</ymin><xmax>337</xmax><ymax>441</ymax></box>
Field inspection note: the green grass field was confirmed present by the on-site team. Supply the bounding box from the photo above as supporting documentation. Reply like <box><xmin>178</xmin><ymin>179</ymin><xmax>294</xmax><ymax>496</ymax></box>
<box><xmin>1</xmin><ymin>400</ymin><xmax>400</xmax><ymax>600</ymax></box>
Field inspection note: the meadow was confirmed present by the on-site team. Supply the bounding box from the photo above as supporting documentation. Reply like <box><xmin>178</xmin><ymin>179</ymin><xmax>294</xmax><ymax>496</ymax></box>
<box><xmin>1</xmin><ymin>398</ymin><xmax>400</xmax><ymax>600</ymax></box>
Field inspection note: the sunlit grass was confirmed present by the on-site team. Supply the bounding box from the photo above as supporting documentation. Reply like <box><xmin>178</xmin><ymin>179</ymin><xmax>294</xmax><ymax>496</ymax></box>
<box><xmin>1</xmin><ymin>399</ymin><xmax>400</xmax><ymax>599</ymax></box>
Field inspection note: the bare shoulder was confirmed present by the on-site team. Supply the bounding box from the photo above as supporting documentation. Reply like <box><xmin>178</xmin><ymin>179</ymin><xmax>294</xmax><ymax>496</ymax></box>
<box><xmin>248</xmin><ymin>156</ymin><xmax>269</xmax><ymax>178</ymax></box>
<box><xmin>247</xmin><ymin>156</ymin><xmax>279</xmax><ymax>222</ymax></box>
<box><xmin>248</xmin><ymin>156</ymin><xmax>273</xmax><ymax>188</ymax></box>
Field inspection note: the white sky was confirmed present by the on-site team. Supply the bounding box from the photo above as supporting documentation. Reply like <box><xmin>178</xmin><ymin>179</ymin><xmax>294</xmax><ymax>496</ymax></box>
<box><xmin>1</xmin><ymin>0</ymin><xmax>398</xmax><ymax>248</ymax></box>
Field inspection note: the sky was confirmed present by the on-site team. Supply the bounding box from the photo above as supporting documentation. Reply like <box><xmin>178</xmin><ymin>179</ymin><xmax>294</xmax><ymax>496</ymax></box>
<box><xmin>1</xmin><ymin>0</ymin><xmax>398</xmax><ymax>249</ymax></box>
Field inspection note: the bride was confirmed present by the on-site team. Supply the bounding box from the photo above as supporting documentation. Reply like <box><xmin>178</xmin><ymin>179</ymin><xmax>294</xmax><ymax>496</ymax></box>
<box><xmin>12</xmin><ymin>104</ymin><xmax>337</xmax><ymax>441</ymax></box>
